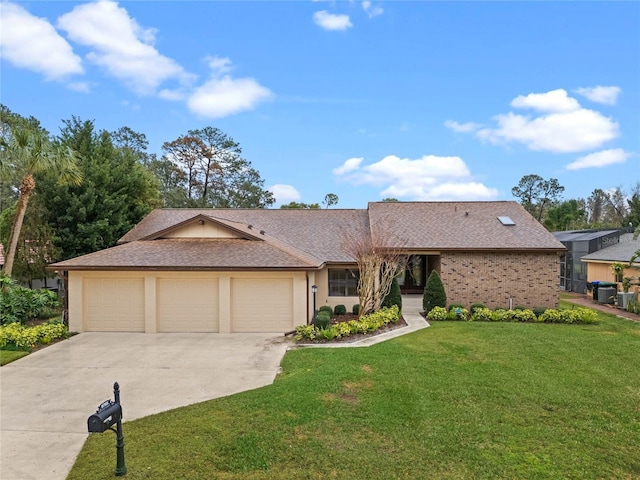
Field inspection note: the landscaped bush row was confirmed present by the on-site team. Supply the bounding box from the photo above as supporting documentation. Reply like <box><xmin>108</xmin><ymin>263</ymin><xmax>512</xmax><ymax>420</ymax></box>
<box><xmin>317</xmin><ymin>304</ymin><xmax>360</xmax><ymax>316</ymax></box>
<box><xmin>426</xmin><ymin>306</ymin><xmax>597</xmax><ymax>324</ymax></box>
<box><xmin>295</xmin><ymin>305</ymin><xmax>400</xmax><ymax>341</ymax></box>
<box><xmin>0</xmin><ymin>277</ymin><xmax>61</xmax><ymax>325</ymax></box>
<box><xmin>0</xmin><ymin>321</ymin><xmax>68</xmax><ymax>350</ymax></box>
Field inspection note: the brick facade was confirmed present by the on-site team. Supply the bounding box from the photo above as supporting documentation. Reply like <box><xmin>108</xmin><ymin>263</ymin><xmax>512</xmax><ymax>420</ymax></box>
<box><xmin>440</xmin><ymin>251</ymin><xmax>561</xmax><ymax>309</ymax></box>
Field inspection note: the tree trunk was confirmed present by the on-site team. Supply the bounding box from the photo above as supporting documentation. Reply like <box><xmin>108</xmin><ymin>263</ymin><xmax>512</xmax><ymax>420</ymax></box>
<box><xmin>2</xmin><ymin>174</ymin><xmax>35</xmax><ymax>277</ymax></box>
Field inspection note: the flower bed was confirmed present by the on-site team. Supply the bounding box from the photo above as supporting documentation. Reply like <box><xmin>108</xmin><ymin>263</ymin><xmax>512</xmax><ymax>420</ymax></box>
<box><xmin>295</xmin><ymin>305</ymin><xmax>401</xmax><ymax>342</ymax></box>
<box><xmin>0</xmin><ymin>321</ymin><xmax>68</xmax><ymax>351</ymax></box>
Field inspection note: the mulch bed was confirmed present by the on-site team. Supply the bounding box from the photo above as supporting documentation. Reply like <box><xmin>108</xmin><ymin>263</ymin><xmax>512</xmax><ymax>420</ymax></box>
<box><xmin>298</xmin><ymin>314</ymin><xmax>408</xmax><ymax>344</ymax></box>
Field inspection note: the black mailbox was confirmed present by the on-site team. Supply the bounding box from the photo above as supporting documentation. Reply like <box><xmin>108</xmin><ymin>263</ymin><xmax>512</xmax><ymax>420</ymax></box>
<box><xmin>88</xmin><ymin>399</ymin><xmax>122</xmax><ymax>433</ymax></box>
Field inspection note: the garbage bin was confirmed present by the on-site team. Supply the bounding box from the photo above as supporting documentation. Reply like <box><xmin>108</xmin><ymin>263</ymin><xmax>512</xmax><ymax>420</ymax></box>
<box><xmin>598</xmin><ymin>286</ymin><xmax>616</xmax><ymax>304</ymax></box>
<box><xmin>590</xmin><ymin>281</ymin><xmax>600</xmax><ymax>302</ymax></box>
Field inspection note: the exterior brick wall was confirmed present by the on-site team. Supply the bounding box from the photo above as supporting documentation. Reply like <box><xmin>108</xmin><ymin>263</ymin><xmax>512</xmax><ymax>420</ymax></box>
<box><xmin>440</xmin><ymin>251</ymin><xmax>561</xmax><ymax>309</ymax></box>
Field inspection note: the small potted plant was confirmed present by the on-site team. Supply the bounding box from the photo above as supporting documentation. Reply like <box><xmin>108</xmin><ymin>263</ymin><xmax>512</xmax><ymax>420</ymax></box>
<box><xmin>611</xmin><ymin>262</ymin><xmax>626</xmax><ymax>282</ymax></box>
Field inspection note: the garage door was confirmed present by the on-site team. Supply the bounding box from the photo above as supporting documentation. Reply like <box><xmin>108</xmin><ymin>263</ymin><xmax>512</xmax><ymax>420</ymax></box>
<box><xmin>84</xmin><ymin>278</ymin><xmax>145</xmax><ymax>332</ymax></box>
<box><xmin>157</xmin><ymin>278</ymin><xmax>219</xmax><ymax>332</ymax></box>
<box><xmin>231</xmin><ymin>278</ymin><xmax>293</xmax><ymax>332</ymax></box>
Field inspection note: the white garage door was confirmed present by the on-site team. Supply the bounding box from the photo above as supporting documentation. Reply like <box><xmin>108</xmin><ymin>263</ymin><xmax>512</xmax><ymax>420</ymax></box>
<box><xmin>157</xmin><ymin>278</ymin><xmax>219</xmax><ymax>332</ymax></box>
<box><xmin>84</xmin><ymin>278</ymin><xmax>145</xmax><ymax>332</ymax></box>
<box><xmin>231</xmin><ymin>278</ymin><xmax>293</xmax><ymax>333</ymax></box>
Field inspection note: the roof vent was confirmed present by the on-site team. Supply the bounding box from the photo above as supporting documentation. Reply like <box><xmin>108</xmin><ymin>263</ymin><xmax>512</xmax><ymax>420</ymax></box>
<box><xmin>260</xmin><ymin>230</ymin><xmax>265</xmax><ymax>235</ymax></box>
<box><xmin>247</xmin><ymin>224</ymin><xmax>253</xmax><ymax>229</ymax></box>
<box><xmin>497</xmin><ymin>216</ymin><xmax>515</xmax><ymax>226</ymax></box>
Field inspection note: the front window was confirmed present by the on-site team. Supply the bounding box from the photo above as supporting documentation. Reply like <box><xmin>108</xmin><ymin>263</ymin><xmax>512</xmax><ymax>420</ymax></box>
<box><xmin>329</xmin><ymin>268</ymin><xmax>359</xmax><ymax>296</ymax></box>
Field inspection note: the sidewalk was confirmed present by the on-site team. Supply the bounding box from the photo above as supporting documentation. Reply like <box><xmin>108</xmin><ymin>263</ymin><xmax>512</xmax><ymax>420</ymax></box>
<box><xmin>562</xmin><ymin>291</ymin><xmax>640</xmax><ymax>322</ymax></box>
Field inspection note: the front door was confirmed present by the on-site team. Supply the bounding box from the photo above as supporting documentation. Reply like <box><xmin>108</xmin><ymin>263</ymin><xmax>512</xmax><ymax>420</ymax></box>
<box><xmin>398</xmin><ymin>255</ymin><xmax>426</xmax><ymax>294</ymax></box>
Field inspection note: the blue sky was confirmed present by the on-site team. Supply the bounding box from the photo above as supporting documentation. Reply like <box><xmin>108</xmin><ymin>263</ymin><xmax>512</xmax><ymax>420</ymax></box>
<box><xmin>1</xmin><ymin>1</ymin><xmax>639</xmax><ymax>208</ymax></box>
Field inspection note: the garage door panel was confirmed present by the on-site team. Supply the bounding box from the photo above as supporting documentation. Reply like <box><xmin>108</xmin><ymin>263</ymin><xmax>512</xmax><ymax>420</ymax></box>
<box><xmin>231</xmin><ymin>278</ymin><xmax>293</xmax><ymax>333</ymax></box>
<box><xmin>84</xmin><ymin>278</ymin><xmax>145</xmax><ymax>332</ymax></box>
<box><xmin>157</xmin><ymin>278</ymin><xmax>219</xmax><ymax>332</ymax></box>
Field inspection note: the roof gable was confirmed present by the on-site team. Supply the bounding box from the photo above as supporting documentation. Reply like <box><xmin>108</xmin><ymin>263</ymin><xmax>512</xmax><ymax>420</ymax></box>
<box><xmin>142</xmin><ymin>214</ymin><xmax>264</xmax><ymax>241</ymax></box>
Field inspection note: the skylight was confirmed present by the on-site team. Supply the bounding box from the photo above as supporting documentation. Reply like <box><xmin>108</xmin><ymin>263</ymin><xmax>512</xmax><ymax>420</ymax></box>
<box><xmin>497</xmin><ymin>216</ymin><xmax>516</xmax><ymax>226</ymax></box>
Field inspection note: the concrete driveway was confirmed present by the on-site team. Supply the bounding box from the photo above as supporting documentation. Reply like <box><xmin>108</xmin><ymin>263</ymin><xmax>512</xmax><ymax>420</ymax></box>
<box><xmin>0</xmin><ymin>332</ymin><xmax>291</xmax><ymax>480</ymax></box>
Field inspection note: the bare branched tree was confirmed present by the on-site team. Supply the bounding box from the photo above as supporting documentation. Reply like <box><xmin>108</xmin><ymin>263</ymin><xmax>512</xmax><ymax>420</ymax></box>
<box><xmin>341</xmin><ymin>222</ymin><xmax>407</xmax><ymax>316</ymax></box>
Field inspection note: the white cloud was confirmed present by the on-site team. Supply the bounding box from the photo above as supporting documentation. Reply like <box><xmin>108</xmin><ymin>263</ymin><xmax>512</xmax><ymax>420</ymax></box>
<box><xmin>450</xmin><ymin>89</ymin><xmax>621</xmax><ymax>153</ymax></box>
<box><xmin>476</xmin><ymin>108</ymin><xmax>619</xmax><ymax>153</ymax></box>
<box><xmin>333</xmin><ymin>154</ymin><xmax>497</xmax><ymax>201</ymax></box>
<box><xmin>313</xmin><ymin>10</ymin><xmax>353</xmax><ymax>31</ymax></box>
<box><xmin>0</xmin><ymin>2</ymin><xmax>83</xmax><ymax>80</ymax></box>
<box><xmin>332</xmin><ymin>157</ymin><xmax>364</xmax><ymax>175</ymax></box>
<box><xmin>187</xmin><ymin>75</ymin><xmax>272</xmax><ymax>118</ymax></box>
<box><xmin>566</xmin><ymin>148</ymin><xmax>631</xmax><ymax>171</ymax></box>
<box><xmin>362</xmin><ymin>1</ymin><xmax>383</xmax><ymax>18</ymax></box>
<box><xmin>57</xmin><ymin>0</ymin><xmax>193</xmax><ymax>94</ymax></box>
<box><xmin>575</xmin><ymin>86</ymin><xmax>621</xmax><ymax>105</ymax></box>
<box><xmin>269</xmin><ymin>184</ymin><xmax>301</xmax><ymax>204</ymax></box>
<box><xmin>511</xmin><ymin>89</ymin><xmax>580</xmax><ymax>113</ymax></box>
<box><xmin>444</xmin><ymin>120</ymin><xmax>482</xmax><ymax>133</ymax></box>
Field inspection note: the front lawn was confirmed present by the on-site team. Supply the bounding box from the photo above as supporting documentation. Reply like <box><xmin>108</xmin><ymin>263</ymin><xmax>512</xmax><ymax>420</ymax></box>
<box><xmin>0</xmin><ymin>349</ymin><xmax>29</xmax><ymax>365</ymax></box>
<box><xmin>68</xmin><ymin>306</ymin><xmax>640</xmax><ymax>479</ymax></box>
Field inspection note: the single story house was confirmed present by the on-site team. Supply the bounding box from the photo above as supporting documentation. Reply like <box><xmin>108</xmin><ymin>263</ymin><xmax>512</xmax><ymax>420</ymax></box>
<box><xmin>581</xmin><ymin>232</ymin><xmax>640</xmax><ymax>294</ymax></box>
<box><xmin>49</xmin><ymin>201</ymin><xmax>565</xmax><ymax>334</ymax></box>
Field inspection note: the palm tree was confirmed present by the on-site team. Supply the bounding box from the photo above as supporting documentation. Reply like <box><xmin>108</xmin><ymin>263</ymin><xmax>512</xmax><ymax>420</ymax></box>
<box><xmin>0</xmin><ymin>127</ymin><xmax>81</xmax><ymax>276</ymax></box>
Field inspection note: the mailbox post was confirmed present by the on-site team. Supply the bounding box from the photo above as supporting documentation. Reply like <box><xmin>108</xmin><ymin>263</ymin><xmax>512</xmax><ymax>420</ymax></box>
<box><xmin>87</xmin><ymin>382</ymin><xmax>127</xmax><ymax>476</ymax></box>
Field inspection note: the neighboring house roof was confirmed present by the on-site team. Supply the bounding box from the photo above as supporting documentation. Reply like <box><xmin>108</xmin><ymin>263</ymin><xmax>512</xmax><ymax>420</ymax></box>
<box><xmin>50</xmin><ymin>201</ymin><xmax>565</xmax><ymax>271</ymax></box>
<box><xmin>581</xmin><ymin>233</ymin><xmax>640</xmax><ymax>263</ymax></box>
<box><xmin>553</xmin><ymin>229</ymin><xmax>620</xmax><ymax>243</ymax></box>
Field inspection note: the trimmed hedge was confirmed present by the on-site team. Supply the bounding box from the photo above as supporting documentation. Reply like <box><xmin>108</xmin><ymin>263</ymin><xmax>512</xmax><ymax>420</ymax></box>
<box><xmin>423</xmin><ymin>270</ymin><xmax>446</xmax><ymax>313</ymax></box>
<box><xmin>427</xmin><ymin>306</ymin><xmax>598</xmax><ymax>325</ymax></box>
<box><xmin>334</xmin><ymin>304</ymin><xmax>347</xmax><ymax>315</ymax></box>
<box><xmin>382</xmin><ymin>278</ymin><xmax>402</xmax><ymax>311</ymax></box>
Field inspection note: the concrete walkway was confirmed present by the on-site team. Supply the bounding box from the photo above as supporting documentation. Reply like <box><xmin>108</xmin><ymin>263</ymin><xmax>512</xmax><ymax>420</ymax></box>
<box><xmin>0</xmin><ymin>332</ymin><xmax>291</xmax><ymax>480</ymax></box>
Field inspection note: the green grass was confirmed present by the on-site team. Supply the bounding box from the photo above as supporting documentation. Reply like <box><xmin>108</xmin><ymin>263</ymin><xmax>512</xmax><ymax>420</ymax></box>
<box><xmin>68</xmin><ymin>307</ymin><xmax>640</xmax><ymax>480</ymax></box>
<box><xmin>0</xmin><ymin>349</ymin><xmax>29</xmax><ymax>365</ymax></box>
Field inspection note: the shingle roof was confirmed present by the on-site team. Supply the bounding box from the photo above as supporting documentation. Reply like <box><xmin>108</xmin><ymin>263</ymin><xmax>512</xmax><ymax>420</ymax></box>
<box><xmin>368</xmin><ymin>201</ymin><xmax>565</xmax><ymax>250</ymax></box>
<box><xmin>581</xmin><ymin>233</ymin><xmax>640</xmax><ymax>263</ymax></box>
<box><xmin>119</xmin><ymin>208</ymin><xmax>370</xmax><ymax>263</ymax></box>
<box><xmin>553</xmin><ymin>229</ymin><xmax>620</xmax><ymax>242</ymax></box>
<box><xmin>50</xmin><ymin>239</ymin><xmax>322</xmax><ymax>270</ymax></box>
<box><xmin>51</xmin><ymin>202</ymin><xmax>565</xmax><ymax>270</ymax></box>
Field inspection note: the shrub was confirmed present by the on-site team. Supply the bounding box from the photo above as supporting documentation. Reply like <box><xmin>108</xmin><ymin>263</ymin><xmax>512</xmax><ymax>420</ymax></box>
<box><xmin>470</xmin><ymin>303</ymin><xmax>486</xmax><ymax>314</ymax></box>
<box><xmin>491</xmin><ymin>309</ymin><xmax>509</xmax><ymax>322</ymax></box>
<box><xmin>448</xmin><ymin>303</ymin><xmax>465</xmax><ymax>311</ymax></box>
<box><xmin>318</xmin><ymin>305</ymin><xmax>333</xmax><ymax>315</ymax></box>
<box><xmin>314</xmin><ymin>311</ymin><xmax>331</xmax><ymax>329</ymax></box>
<box><xmin>470</xmin><ymin>307</ymin><xmax>493</xmax><ymax>322</ymax></box>
<box><xmin>447</xmin><ymin>307</ymin><xmax>469</xmax><ymax>321</ymax></box>
<box><xmin>382</xmin><ymin>278</ymin><xmax>402</xmax><ymax>311</ymax></box>
<box><xmin>294</xmin><ymin>325</ymin><xmax>318</xmax><ymax>341</ymax></box>
<box><xmin>512</xmin><ymin>309</ymin><xmax>536</xmax><ymax>322</ymax></box>
<box><xmin>0</xmin><ymin>285</ymin><xmax>61</xmax><ymax>325</ymax></box>
<box><xmin>423</xmin><ymin>270</ymin><xmax>446</xmax><ymax>313</ymax></box>
<box><xmin>628</xmin><ymin>299</ymin><xmax>640</xmax><ymax>314</ymax></box>
<box><xmin>537</xmin><ymin>308</ymin><xmax>598</xmax><ymax>324</ymax></box>
<box><xmin>532</xmin><ymin>307</ymin><xmax>547</xmax><ymax>317</ymax></box>
<box><xmin>514</xmin><ymin>305</ymin><xmax>528</xmax><ymax>311</ymax></box>
<box><xmin>352</xmin><ymin>304</ymin><xmax>360</xmax><ymax>315</ymax></box>
<box><xmin>0</xmin><ymin>321</ymin><xmax>67</xmax><ymax>350</ymax></box>
<box><xmin>426</xmin><ymin>306</ymin><xmax>448</xmax><ymax>321</ymax></box>
<box><xmin>334</xmin><ymin>304</ymin><xmax>347</xmax><ymax>315</ymax></box>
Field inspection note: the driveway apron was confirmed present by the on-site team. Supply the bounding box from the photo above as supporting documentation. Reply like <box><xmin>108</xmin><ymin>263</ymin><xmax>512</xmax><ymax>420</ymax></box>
<box><xmin>0</xmin><ymin>332</ymin><xmax>291</xmax><ymax>480</ymax></box>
